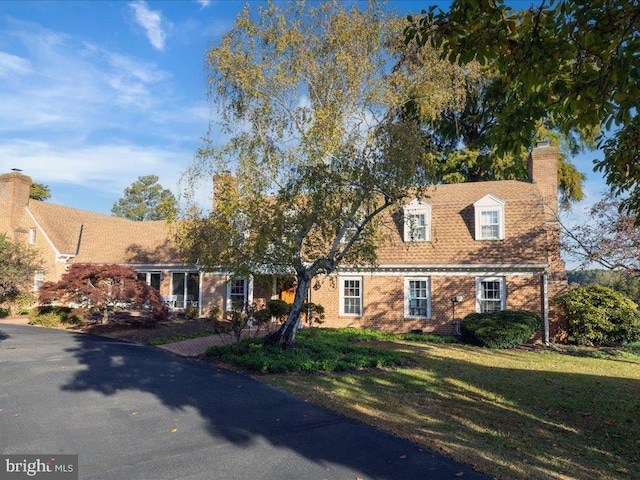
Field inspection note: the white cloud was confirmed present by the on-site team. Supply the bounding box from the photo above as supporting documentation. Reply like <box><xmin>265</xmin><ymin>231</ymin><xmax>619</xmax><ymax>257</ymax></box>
<box><xmin>0</xmin><ymin>51</ymin><xmax>32</xmax><ymax>77</ymax></box>
<box><xmin>0</xmin><ymin>21</ymin><xmax>174</xmax><ymax>133</ymax></box>
<box><xmin>128</xmin><ymin>1</ymin><xmax>170</xmax><ymax>51</ymax></box>
<box><xmin>0</xmin><ymin>141</ymin><xmax>177</xmax><ymax>183</ymax></box>
<box><xmin>196</xmin><ymin>0</ymin><xmax>212</xmax><ymax>8</ymax></box>
<box><xmin>0</xmin><ymin>16</ymin><xmax>216</xmax><ymax>213</ymax></box>
<box><xmin>0</xmin><ymin>140</ymin><xmax>213</xmax><ymax>213</ymax></box>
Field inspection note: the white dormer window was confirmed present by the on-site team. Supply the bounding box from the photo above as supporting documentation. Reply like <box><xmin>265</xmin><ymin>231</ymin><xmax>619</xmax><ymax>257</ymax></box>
<box><xmin>473</xmin><ymin>195</ymin><xmax>505</xmax><ymax>240</ymax></box>
<box><xmin>403</xmin><ymin>199</ymin><xmax>431</xmax><ymax>242</ymax></box>
<box><xmin>339</xmin><ymin>207</ymin><xmax>365</xmax><ymax>245</ymax></box>
<box><xmin>29</xmin><ymin>228</ymin><xmax>36</xmax><ymax>244</ymax></box>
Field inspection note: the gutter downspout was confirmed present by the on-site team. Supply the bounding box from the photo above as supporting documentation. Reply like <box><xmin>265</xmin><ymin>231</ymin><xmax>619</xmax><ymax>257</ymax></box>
<box><xmin>543</xmin><ymin>271</ymin><xmax>549</xmax><ymax>345</ymax></box>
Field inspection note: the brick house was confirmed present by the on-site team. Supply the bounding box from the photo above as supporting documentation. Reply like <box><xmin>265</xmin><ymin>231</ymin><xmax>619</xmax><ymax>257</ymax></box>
<box><xmin>0</xmin><ymin>143</ymin><xmax>568</xmax><ymax>341</ymax></box>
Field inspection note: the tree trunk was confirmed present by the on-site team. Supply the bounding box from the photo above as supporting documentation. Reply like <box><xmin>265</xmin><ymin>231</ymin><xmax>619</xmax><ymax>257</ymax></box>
<box><xmin>101</xmin><ymin>309</ymin><xmax>109</xmax><ymax>325</ymax></box>
<box><xmin>265</xmin><ymin>275</ymin><xmax>311</xmax><ymax>348</ymax></box>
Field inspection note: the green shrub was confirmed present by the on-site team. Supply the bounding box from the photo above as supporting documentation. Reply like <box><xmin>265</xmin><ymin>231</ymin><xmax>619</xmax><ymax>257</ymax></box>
<box><xmin>208</xmin><ymin>306</ymin><xmax>222</xmax><ymax>322</ymax></box>
<box><xmin>266</xmin><ymin>299</ymin><xmax>291</xmax><ymax>320</ymax></box>
<box><xmin>251</xmin><ymin>308</ymin><xmax>272</xmax><ymax>325</ymax></box>
<box><xmin>184</xmin><ymin>306</ymin><xmax>199</xmax><ymax>319</ymax></box>
<box><xmin>28</xmin><ymin>306</ymin><xmax>83</xmax><ymax>327</ymax></box>
<box><xmin>554</xmin><ymin>284</ymin><xmax>640</xmax><ymax>346</ymax></box>
<box><xmin>461</xmin><ymin>310</ymin><xmax>541</xmax><ymax>348</ymax></box>
<box><xmin>6</xmin><ymin>292</ymin><xmax>37</xmax><ymax>316</ymax></box>
<box><xmin>304</xmin><ymin>302</ymin><xmax>325</xmax><ymax>326</ymax></box>
<box><xmin>0</xmin><ymin>307</ymin><xmax>9</xmax><ymax>318</ymax></box>
<box><xmin>206</xmin><ymin>328</ymin><xmax>404</xmax><ymax>373</ymax></box>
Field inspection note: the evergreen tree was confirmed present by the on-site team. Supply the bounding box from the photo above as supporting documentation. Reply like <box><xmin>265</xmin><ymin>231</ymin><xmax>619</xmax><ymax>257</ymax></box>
<box><xmin>112</xmin><ymin>175</ymin><xmax>177</xmax><ymax>221</ymax></box>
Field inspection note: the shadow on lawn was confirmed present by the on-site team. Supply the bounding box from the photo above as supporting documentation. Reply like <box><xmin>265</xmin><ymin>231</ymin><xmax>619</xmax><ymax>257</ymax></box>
<box><xmin>299</xmin><ymin>343</ymin><xmax>640</xmax><ymax>480</ymax></box>
<box><xmin>60</xmin><ymin>333</ymin><xmax>489</xmax><ymax>480</ymax></box>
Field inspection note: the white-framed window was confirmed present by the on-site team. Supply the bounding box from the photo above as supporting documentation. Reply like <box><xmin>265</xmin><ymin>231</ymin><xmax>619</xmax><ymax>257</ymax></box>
<box><xmin>138</xmin><ymin>272</ymin><xmax>162</xmax><ymax>291</ymax></box>
<box><xmin>33</xmin><ymin>270</ymin><xmax>44</xmax><ymax>292</ymax></box>
<box><xmin>339</xmin><ymin>207</ymin><xmax>365</xmax><ymax>245</ymax></box>
<box><xmin>473</xmin><ymin>194</ymin><xmax>505</xmax><ymax>240</ymax></box>
<box><xmin>476</xmin><ymin>277</ymin><xmax>506</xmax><ymax>313</ymax></box>
<box><xmin>226</xmin><ymin>276</ymin><xmax>254</xmax><ymax>312</ymax></box>
<box><xmin>170</xmin><ymin>272</ymin><xmax>201</xmax><ymax>309</ymax></box>
<box><xmin>404</xmin><ymin>277</ymin><xmax>431</xmax><ymax>318</ymax></box>
<box><xmin>29</xmin><ymin>228</ymin><xmax>36</xmax><ymax>245</ymax></box>
<box><xmin>339</xmin><ymin>276</ymin><xmax>363</xmax><ymax>316</ymax></box>
<box><xmin>403</xmin><ymin>199</ymin><xmax>431</xmax><ymax>242</ymax></box>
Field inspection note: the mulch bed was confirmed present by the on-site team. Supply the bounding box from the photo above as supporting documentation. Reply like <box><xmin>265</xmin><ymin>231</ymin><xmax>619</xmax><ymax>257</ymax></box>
<box><xmin>78</xmin><ymin>312</ymin><xmax>216</xmax><ymax>344</ymax></box>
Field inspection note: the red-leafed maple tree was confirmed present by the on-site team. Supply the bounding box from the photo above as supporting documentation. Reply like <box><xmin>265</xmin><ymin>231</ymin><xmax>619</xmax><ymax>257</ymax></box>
<box><xmin>39</xmin><ymin>264</ymin><xmax>167</xmax><ymax>324</ymax></box>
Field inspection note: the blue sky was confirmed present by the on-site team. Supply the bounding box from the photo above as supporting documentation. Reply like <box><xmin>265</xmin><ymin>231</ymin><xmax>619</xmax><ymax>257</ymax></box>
<box><xmin>0</xmin><ymin>0</ymin><xmax>607</xmax><ymax>223</ymax></box>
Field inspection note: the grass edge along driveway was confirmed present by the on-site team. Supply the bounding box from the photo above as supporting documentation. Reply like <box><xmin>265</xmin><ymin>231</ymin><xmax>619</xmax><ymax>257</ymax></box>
<box><xmin>253</xmin><ymin>339</ymin><xmax>639</xmax><ymax>480</ymax></box>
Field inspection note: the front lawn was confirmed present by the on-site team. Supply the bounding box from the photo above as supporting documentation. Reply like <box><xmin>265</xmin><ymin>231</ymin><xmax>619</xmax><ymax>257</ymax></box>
<box><xmin>211</xmin><ymin>328</ymin><xmax>640</xmax><ymax>480</ymax></box>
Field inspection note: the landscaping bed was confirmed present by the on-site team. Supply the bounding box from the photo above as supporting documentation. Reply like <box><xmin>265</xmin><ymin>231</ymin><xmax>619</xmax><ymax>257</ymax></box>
<box><xmin>82</xmin><ymin>316</ymin><xmax>216</xmax><ymax>344</ymax></box>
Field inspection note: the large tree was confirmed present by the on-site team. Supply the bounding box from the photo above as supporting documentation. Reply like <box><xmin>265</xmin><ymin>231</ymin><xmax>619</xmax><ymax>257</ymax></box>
<box><xmin>406</xmin><ymin>0</ymin><xmax>640</xmax><ymax>215</ymax></box>
<box><xmin>561</xmin><ymin>193</ymin><xmax>640</xmax><ymax>273</ymax></box>
<box><xmin>408</xmin><ymin>67</ymin><xmax>592</xmax><ymax>208</ymax></box>
<box><xmin>0</xmin><ymin>234</ymin><xmax>41</xmax><ymax>304</ymax></box>
<box><xmin>38</xmin><ymin>264</ymin><xmax>167</xmax><ymax>324</ymax></box>
<box><xmin>112</xmin><ymin>175</ymin><xmax>177</xmax><ymax>221</ymax></box>
<box><xmin>177</xmin><ymin>0</ymin><xmax>472</xmax><ymax>347</ymax></box>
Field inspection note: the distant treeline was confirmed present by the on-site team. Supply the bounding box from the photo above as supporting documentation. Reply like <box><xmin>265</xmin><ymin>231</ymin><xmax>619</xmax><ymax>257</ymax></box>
<box><xmin>567</xmin><ymin>270</ymin><xmax>640</xmax><ymax>304</ymax></box>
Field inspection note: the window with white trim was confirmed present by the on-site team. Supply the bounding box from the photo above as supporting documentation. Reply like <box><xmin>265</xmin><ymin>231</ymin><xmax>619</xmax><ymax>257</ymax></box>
<box><xmin>339</xmin><ymin>207</ymin><xmax>365</xmax><ymax>245</ymax></box>
<box><xmin>476</xmin><ymin>277</ymin><xmax>506</xmax><ymax>313</ymax></box>
<box><xmin>404</xmin><ymin>277</ymin><xmax>431</xmax><ymax>318</ymax></box>
<box><xmin>33</xmin><ymin>270</ymin><xmax>44</xmax><ymax>292</ymax></box>
<box><xmin>339</xmin><ymin>277</ymin><xmax>362</xmax><ymax>316</ymax></box>
<box><xmin>228</xmin><ymin>278</ymin><xmax>247</xmax><ymax>311</ymax></box>
<box><xmin>473</xmin><ymin>194</ymin><xmax>505</xmax><ymax>240</ymax></box>
<box><xmin>29</xmin><ymin>228</ymin><xmax>36</xmax><ymax>245</ymax></box>
<box><xmin>226</xmin><ymin>277</ymin><xmax>253</xmax><ymax>312</ymax></box>
<box><xmin>403</xmin><ymin>199</ymin><xmax>431</xmax><ymax>242</ymax></box>
<box><xmin>138</xmin><ymin>272</ymin><xmax>162</xmax><ymax>291</ymax></box>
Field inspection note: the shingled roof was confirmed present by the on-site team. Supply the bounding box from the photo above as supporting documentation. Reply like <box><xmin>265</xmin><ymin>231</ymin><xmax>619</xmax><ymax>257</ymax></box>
<box><xmin>27</xmin><ymin>200</ymin><xmax>180</xmax><ymax>265</ymax></box>
<box><xmin>374</xmin><ymin>179</ymin><xmax>550</xmax><ymax>266</ymax></box>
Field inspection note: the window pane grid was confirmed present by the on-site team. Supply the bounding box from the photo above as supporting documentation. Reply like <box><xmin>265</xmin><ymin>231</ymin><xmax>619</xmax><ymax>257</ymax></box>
<box><xmin>480</xmin><ymin>280</ymin><xmax>502</xmax><ymax>313</ymax></box>
<box><xmin>343</xmin><ymin>279</ymin><xmax>362</xmax><ymax>315</ymax></box>
<box><xmin>480</xmin><ymin>210</ymin><xmax>500</xmax><ymax>239</ymax></box>
<box><xmin>409</xmin><ymin>214</ymin><xmax>426</xmax><ymax>240</ymax></box>
<box><xmin>230</xmin><ymin>279</ymin><xmax>246</xmax><ymax>310</ymax></box>
<box><xmin>408</xmin><ymin>280</ymin><xmax>429</xmax><ymax>317</ymax></box>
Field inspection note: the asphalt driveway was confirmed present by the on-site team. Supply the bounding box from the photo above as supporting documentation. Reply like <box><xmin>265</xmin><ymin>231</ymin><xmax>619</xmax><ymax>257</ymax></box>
<box><xmin>0</xmin><ymin>323</ymin><xmax>489</xmax><ymax>479</ymax></box>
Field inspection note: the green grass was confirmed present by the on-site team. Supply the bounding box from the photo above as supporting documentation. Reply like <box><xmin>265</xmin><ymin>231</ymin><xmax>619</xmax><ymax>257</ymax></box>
<box><xmin>218</xmin><ymin>328</ymin><xmax>640</xmax><ymax>480</ymax></box>
<box><xmin>148</xmin><ymin>329</ymin><xmax>215</xmax><ymax>345</ymax></box>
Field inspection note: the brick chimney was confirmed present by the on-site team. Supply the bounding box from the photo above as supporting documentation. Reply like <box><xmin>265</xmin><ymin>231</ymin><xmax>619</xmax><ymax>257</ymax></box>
<box><xmin>528</xmin><ymin>142</ymin><xmax>559</xmax><ymax>222</ymax></box>
<box><xmin>0</xmin><ymin>171</ymin><xmax>32</xmax><ymax>240</ymax></box>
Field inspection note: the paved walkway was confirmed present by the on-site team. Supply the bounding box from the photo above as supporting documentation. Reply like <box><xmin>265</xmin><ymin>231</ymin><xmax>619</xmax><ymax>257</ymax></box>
<box><xmin>0</xmin><ymin>315</ymin><xmax>30</xmax><ymax>325</ymax></box>
<box><xmin>157</xmin><ymin>329</ymin><xmax>268</xmax><ymax>357</ymax></box>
